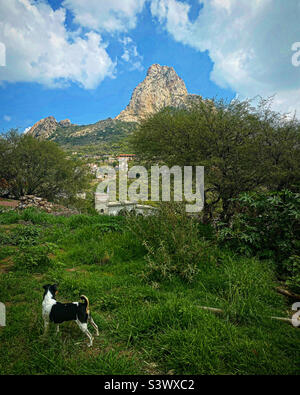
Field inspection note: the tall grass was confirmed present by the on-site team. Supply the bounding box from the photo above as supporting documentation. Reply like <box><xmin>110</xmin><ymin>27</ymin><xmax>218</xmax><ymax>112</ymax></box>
<box><xmin>126</xmin><ymin>203</ymin><xmax>215</xmax><ymax>282</ymax></box>
<box><xmin>0</xmin><ymin>207</ymin><xmax>299</xmax><ymax>375</ymax></box>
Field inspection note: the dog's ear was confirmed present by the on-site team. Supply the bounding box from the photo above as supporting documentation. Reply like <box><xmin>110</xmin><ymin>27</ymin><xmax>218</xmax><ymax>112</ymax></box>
<box><xmin>52</xmin><ymin>284</ymin><xmax>59</xmax><ymax>294</ymax></box>
<box><xmin>43</xmin><ymin>284</ymin><xmax>50</xmax><ymax>290</ymax></box>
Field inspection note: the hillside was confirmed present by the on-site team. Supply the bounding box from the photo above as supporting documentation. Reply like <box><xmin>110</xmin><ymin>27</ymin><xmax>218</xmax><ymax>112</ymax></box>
<box><xmin>0</xmin><ymin>208</ymin><xmax>299</xmax><ymax>375</ymax></box>
<box><xmin>27</xmin><ymin>64</ymin><xmax>202</xmax><ymax>149</ymax></box>
<box><xmin>48</xmin><ymin>118</ymin><xmax>137</xmax><ymax>146</ymax></box>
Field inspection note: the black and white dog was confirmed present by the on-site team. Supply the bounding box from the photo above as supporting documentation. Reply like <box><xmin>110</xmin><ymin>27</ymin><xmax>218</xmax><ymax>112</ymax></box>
<box><xmin>42</xmin><ymin>284</ymin><xmax>99</xmax><ymax>347</ymax></box>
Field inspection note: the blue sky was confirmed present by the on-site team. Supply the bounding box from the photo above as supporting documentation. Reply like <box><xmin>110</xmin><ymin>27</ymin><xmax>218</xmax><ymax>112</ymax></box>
<box><xmin>1</xmin><ymin>0</ymin><xmax>300</xmax><ymax>132</ymax></box>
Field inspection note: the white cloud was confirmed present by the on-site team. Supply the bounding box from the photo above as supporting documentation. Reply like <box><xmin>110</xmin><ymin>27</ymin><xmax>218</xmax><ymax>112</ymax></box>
<box><xmin>120</xmin><ymin>36</ymin><xmax>144</xmax><ymax>71</ymax></box>
<box><xmin>151</xmin><ymin>0</ymin><xmax>300</xmax><ymax>115</ymax></box>
<box><xmin>151</xmin><ymin>0</ymin><xmax>191</xmax><ymax>37</ymax></box>
<box><xmin>62</xmin><ymin>0</ymin><xmax>147</xmax><ymax>33</ymax></box>
<box><xmin>0</xmin><ymin>0</ymin><xmax>115</xmax><ymax>89</ymax></box>
<box><xmin>121</xmin><ymin>50</ymin><xmax>130</xmax><ymax>62</ymax></box>
<box><xmin>3</xmin><ymin>115</ymin><xmax>11</xmax><ymax>122</ymax></box>
<box><xmin>1</xmin><ymin>0</ymin><xmax>300</xmax><ymax>117</ymax></box>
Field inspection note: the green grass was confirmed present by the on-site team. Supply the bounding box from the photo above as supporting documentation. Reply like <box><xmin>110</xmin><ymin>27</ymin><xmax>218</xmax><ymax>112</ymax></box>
<box><xmin>0</xmin><ymin>209</ymin><xmax>299</xmax><ymax>375</ymax></box>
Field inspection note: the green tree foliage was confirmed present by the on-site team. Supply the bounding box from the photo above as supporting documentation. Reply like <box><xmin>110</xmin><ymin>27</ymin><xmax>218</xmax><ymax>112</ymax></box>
<box><xmin>130</xmin><ymin>98</ymin><xmax>300</xmax><ymax>222</ymax></box>
<box><xmin>0</xmin><ymin>130</ymin><xmax>90</xmax><ymax>200</ymax></box>
<box><xmin>218</xmin><ymin>190</ymin><xmax>300</xmax><ymax>261</ymax></box>
<box><xmin>218</xmin><ymin>190</ymin><xmax>300</xmax><ymax>292</ymax></box>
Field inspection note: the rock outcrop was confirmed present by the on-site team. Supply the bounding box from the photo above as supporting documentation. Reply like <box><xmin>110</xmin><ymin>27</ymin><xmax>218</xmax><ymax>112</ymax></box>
<box><xmin>58</xmin><ymin>119</ymin><xmax>72</xmax><ymax>127</ymax></box>
<box><xmin>27</xmin><ymin>64</ymin><xmax>203</xmax><ymax>140</ymax></box>
<box><xmin>17</xmin><ymin>195</ymin><xmax>79</xmax><ymax>216</ymax></box>
<box><xmin>28</xmin><ymin>117</ymin><xmax>75</xmax><ymax>139</ymax></box>
<box><xmin>116</xmin><ymin>64</ymin><xmax>200</xmax><ymax>123</ymax></box>
<box><xmin>18</xmin><ymin>196</ymin><xmax>54</xmax><ymax>213</ymax></box>
<box><xmin>28</xmin><ymin>116</ymin><xmax>58</xmax><ymax>139</ymax></box>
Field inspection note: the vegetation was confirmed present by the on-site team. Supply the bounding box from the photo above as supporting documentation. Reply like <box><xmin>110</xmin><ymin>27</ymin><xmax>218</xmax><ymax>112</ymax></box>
<box><xmin>0</xmin><ymin>97</ymin><xmax>299</xmax><ymax>375</ymax></box>
<box><xmin>0</xmin><ymin>208</ymin><xmax>299</xmax><ymax>375</ymax></box>
<box><xmin>130</xmin><ymin>98</ymin><xmax>300</xmax><ymax>222</ymax></box>
<box><xmin>129</xmin><ymin>203</ymin><xmax>214</xmax><ymax>283</ymax></box>
<box><xmin>218</xmin><ymin>190</ymin><xmax>300</xmax><ymax>293</ymax></box>
<box><xmin>0</xmin><ymin>130</ymin><xmax>90</xmax><ymax>200</ymax></box>
<box><xmin>51</xmin><ymin>119</ymin><xmax>136</xmax><ymax>155</ymax></box>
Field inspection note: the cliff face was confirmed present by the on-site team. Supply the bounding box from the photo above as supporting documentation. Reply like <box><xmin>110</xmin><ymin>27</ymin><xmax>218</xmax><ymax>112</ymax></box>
<box><xmin>27</xmin><ymin>64</ymin><xmax>202</xmax><ymax>143</ymax></box>
<box><xmin>116</xmin><ymin>64</ymin><xmax>193</xmax><ymax>123</ymax></box>
<box><xmin>28</xmin><ymin>116</ymin><xmax>58</xmax><ymax>139</ymax></box>
<box><xmin>28</xmin><ymin>117</ymin><xmax>73</xmax><ymax>139</ymax></box>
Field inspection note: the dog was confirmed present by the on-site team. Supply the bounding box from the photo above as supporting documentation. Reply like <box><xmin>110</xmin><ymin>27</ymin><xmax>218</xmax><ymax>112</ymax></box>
<box><xmin>42</xmin><ymin>284</ymin><xmax>99</xmax><ymax>347</ymax></box>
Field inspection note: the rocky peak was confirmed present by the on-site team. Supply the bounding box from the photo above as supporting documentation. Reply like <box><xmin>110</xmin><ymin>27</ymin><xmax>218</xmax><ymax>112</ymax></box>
<box><xmin>27</xmin><ymin>116</ymin><xmax>58</xmax><ymax>139</ymax></box>
<box><xmin>116</xmin><ymin>64</ymin><xmax>189</xmax><ymax>123</ymax></box>
<box><xmin>147</xmin><ymin>63</ymin><xmax>173</xmax><ymax>76</ymax></box>
<box><xmin>28</xmin><ymin>117</ymin><xmax>74</xmax><ymax>139</ymax></box>
<box><xmin>26</xmin><ymin>64</ymin><xmax>202</xmax><ymax>141</ymax></box>
<box><xmin>59</xmin><ymin>119</ymin><xmax>72</xmax><ymax>127</ymax></box>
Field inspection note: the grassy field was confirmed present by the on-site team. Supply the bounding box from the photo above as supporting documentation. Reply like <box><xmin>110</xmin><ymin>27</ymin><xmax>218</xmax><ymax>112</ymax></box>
<box><xmin>0</xmin><ymin>208</ymin><xmax>299</xmax><ymax>375</ymax></box>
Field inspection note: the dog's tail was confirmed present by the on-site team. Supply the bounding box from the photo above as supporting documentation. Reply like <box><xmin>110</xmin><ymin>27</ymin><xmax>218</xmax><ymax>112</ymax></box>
<box><xmin>80</xmin><ymin>295</ymin><xmax>90</xmax><ymax>315</ymax></box>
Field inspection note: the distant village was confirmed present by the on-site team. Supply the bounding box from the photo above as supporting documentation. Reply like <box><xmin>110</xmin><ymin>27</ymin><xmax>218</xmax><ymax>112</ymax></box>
<box><xmin>82</xmin><ymin>154</ymin><xmax>136</xmax><ymax>179</ymax></box>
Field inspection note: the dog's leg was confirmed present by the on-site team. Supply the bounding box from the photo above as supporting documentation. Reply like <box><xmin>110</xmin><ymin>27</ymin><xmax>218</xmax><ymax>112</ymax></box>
<box><xmin>76</xmin><ymin>319</ymin><xmax>94</xmax><ymax>347</ymax></box>
<box><xmin>43</xmin><ymin>317</ymin><xmax>49</xmax><ymax>336</ymax></box>
<box><xmin>89</xmin><ymin>316</ymin><xmax>99</xmax><ymax>337</ymax></box>
<box><xmin>56</xmin><ymin>325</ymin><xmax>60</xmax><ymax>334</ymax></box>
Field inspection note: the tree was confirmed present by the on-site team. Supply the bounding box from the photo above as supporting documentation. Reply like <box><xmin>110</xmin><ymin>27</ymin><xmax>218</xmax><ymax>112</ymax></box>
<box><xmin>130</xmin><ymin>97</ymin><xmax>300</xmax><ymax>222</ymax></box>
<box><xmin>0</xmin><ymin>130</ymin><xmax>90</xmax><ymax>200</ymax></box>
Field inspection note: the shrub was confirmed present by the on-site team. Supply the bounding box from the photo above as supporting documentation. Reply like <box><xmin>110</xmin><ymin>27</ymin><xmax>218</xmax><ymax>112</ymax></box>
<box><xmin>127</xmin><ymin>203</ymin><xmax>213</xmax><ymax>282</ymax></box>
<box><xmin>13</xmin><ymin>225</ymin><xmax>42</xmax><ymax>246</ymax></box>
<box><xmin>14</xmin><ymin>243</ymin><xmax>58</xmax><ymax>273</ymax></box>
<box><xmin>0</xmin><ymin>130</ymin><xmax>90</xmax><ymax>200</ymax></box>
<box><xmin>218</xmin><ymin>190</ymin><xmax>300</xmax><ymax>284</ymax></box>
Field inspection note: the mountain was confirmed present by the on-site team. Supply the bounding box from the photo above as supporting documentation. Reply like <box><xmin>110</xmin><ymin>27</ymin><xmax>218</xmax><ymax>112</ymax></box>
<box><xmin>28</xmin><ymin>116</ymin><xmax>74</xmax><ymax>140</ymax></box>
<box><xmin>28</xmin><ymin>117</ymin><xmax>137</xmax><ymax>147</ymax></box>
<box><xmin>49</xmin><ymin>118</ymin><xmax>137</xmax><ymax>147</ymax></box>
<box><xmin>27</xmin><ymin>64</ymin><xmax>202</xmax><ymax>147</ymax></box>
<box><xmin>116</xmin><ymin>64</ymin><xmax>199</xmax><ymax>123</ymax></box>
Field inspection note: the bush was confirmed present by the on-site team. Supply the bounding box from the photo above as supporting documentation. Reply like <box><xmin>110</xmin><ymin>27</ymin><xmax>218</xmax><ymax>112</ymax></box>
<box><xmin>127</xmin><ymin>203</ymin><xmax>213</xmax><ymax>283</ymax></box>
<box><xmin>0</xmin><ymin>130</ymin><xmax>90</xmax><ymax>200</ymax></box>
<box><xmin>218</xmin><ymin>190</ymin><xmax>300</xmax><ymax>285</ymax></box>
<box><xmin>14</xmin><ymin>243</ymin><xmax>59</xmax><ymax>273</ymax></box>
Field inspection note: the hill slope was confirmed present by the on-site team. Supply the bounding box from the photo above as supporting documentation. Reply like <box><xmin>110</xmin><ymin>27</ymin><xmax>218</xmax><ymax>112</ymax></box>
<box><xmin>27</xmin><ymin>64</ymin><xmax>202</xmax><ymax>147</ymax></box>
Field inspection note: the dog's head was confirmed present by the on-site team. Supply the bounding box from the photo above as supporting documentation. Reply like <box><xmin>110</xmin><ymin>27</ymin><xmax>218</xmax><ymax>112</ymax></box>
<box><xmin>43</xmin><ymin>284</ymin><xmax>58</xmax><ymax>299</ymax></box>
